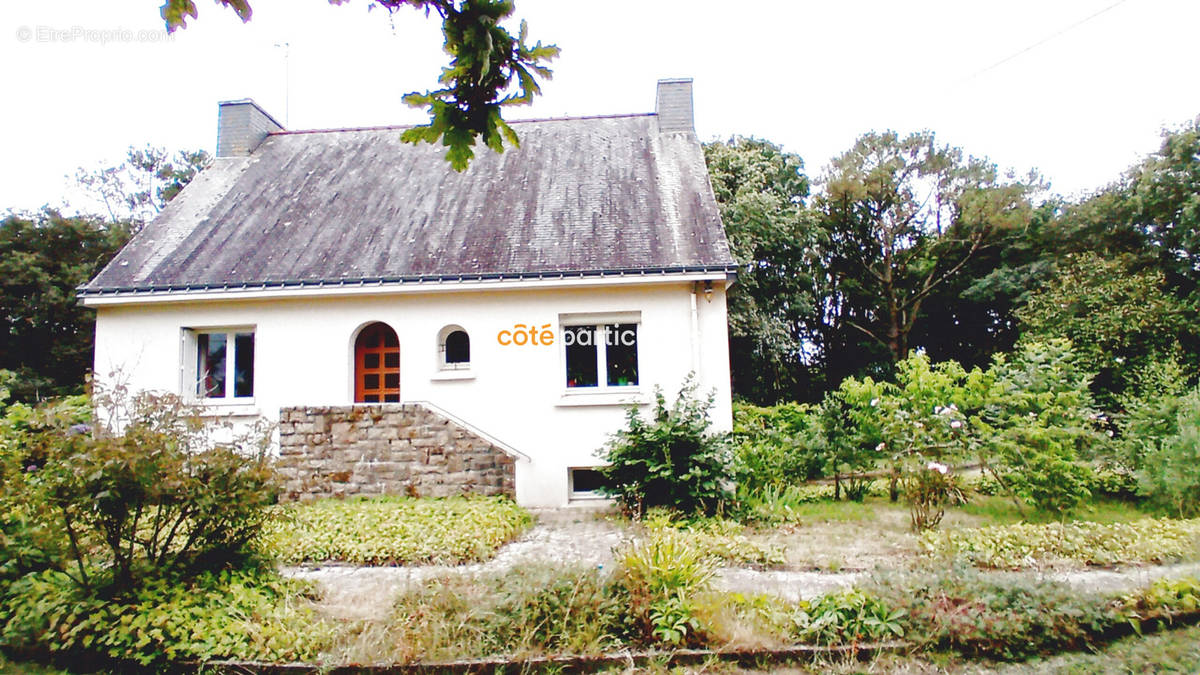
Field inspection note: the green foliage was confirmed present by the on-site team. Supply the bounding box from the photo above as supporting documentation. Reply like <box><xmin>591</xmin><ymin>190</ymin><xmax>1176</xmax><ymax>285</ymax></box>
<box><xmin>642</xmin><ymin>512</ymin><xmax>785</xmax><ymax>568</ymax></box>
<box><xmin>1134</xmin><ymin>388</ymin><xmax>1200</xmax><ymax>517</ymax></box>
<box><xmin>383</xmin><ymin>566</ymin><xmax>623</xmax><ymax>661</ymax></box>
<box><xmin>0</xmin><ymin>565</ymin><xmax>330</xmax><ymax>665</ymax></box>
<box><xmin>876</xmin><ymin>571</ymin><xmax>1120</xmax><ymax>660</ymax></box>
<box><xmin>1123</xmin><ymin>576</ymin><xmax>1200</xmax><ymax>623</ymax></box>
<box><xmin>731</xmin><ymin>588</ymin><xmax>905</xmax><ymax>646</ymax></box>
<box><xmin>704</xmin><ymin>138</ymin><xmax>819</xmax><ymax>402</ymax></box>
<box><xmin>0</xmin><ymin>389</ymin><xmax>279</xmax><ymax>593</ymax></box>
<box><xmin>74</xmin><ymin>145</ymin><xmax>211</xmax><ymax>227</ymax></box>
<box><xmin>974</xmin><ymin>340</ymin><xmax>1099</xmax><ymax>515</ymax></box>
<box><xmin>735</xmin><ymin>483</ymin><xmax>889</xmax><ymax>525</ymax></box>
<box><xmin>614</xmin><ymin>528</ymin><xmax>716</xmax><ymax>646</ymax></box>
<box><xmin>923</xmin><ymin>517</ymin><xmax>1200</xmax><ymax>568</ymax></box>
<box><xmin>901</xmin><ymin>461</ymin><xmax>966</xmax><ymax>532</ymax></box>
<box><xmin>0</xmin><ymin>211</ymin><xmax>129</xmax><ymax>402</ymax></box>
<box><xmin>260</xmin><ymin>495</ymin><xmax>531</xmax><ymax>565</ymax></box>
<box><xmin>598</xmin><ymin>378</ymin><xmax>732</xmax><ymax>517</ymax></box>
<box><xmin>816</xmin><ymin>129</ymin><xmax>1037</xmax><ymax>364</ymax></box>
<box><xmin>1018</xmin><ymin>253</ymin><xmax>1187</xmax><ymax>407</ymax></box>
<box><xmin>731</xmin><ymin>401</ymin><xmax>824</xmax><ymax>490</ymax></box>
<box><xmin>162</xmin><ymin>2</ymin><xmax>557</xmax><ymax>170</ymax></box>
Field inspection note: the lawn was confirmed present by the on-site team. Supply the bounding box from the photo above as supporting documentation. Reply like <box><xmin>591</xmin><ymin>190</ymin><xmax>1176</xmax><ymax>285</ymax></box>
<box><xmin>731</xmin><ymin>494</ymin><xmax>1179</xmax><ymax>572</ymax></box>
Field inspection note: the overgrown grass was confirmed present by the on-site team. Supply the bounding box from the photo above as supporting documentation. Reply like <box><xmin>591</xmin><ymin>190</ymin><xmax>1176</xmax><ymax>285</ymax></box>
<box><xmin>259</xmin><ymin>495</ymin><xmax>532</xmax><ymax>566</ymax></box>
<box><xmin>643</xmin><ymin>513</ymin><xmax>787</xmax><ymax>567</ymax></box>
<box><xmin>956</xmin><ymin>494</ymin><xmax>1153</xmax><ymax>526</ymax></box>
<box><xmin>1018</xmin><ymin>621</ymin><xmax>1200</xmax><ymax>673</ymax></box>
<box><xmin>923</xmin><ymin>517</ymin><xmax>1200</xmax><ymax>568</ymax></box>
<box><xmin>328</xmin><ymin>565</ymin><xmax>624</xmax><ymax>664</ymax></box>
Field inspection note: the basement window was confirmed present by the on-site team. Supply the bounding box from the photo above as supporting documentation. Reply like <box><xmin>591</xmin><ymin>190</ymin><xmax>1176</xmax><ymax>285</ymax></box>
<box><xmin>563</xmin><ymin>322</ymin><xmax>639</xmax><ymax>389</ymax></box>
<box><xmin>190</xmin><ymin>329</ymin><xmax>255</xmax><ymax>401</ymax></box>
<box><xmin>569</xmin><ymin>468</ymin><xmax>613</xmax><ymax>500</ymax></box>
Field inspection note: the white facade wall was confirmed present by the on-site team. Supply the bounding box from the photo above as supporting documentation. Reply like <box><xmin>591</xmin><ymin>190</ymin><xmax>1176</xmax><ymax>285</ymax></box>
<box><xmin>91</xmin><ymin>280</ymin><xmax>733</xmax><ymax>507</ymax></box>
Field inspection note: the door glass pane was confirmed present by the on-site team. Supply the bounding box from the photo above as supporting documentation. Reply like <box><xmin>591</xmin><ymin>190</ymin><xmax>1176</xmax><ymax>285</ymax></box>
<box><xmin>363</xmin><ymin>352</ymin><xmax>380</xmax><ymax>369</ymax></box>
<box><xmin>384</xmin><ymin>373</ymin><xmax>399</xmax><ymax>389</ymax></box>
<box><xmin>196</xmin><ymin>333</ymin><xmax>226</xmax><ymax>398</ymax></box>
<box><xmin>234</xmin><ymin>333</ymin><xmax>255</xmax><ymax>398</ymax></box>
<box><xmin>564</xmin><ymin>325</ymin><xmax>598</xmax><ymax>388</ymax></box>
<box><xmin>363</xmin><ymin>374</ymin><xmax>380</xmax><ymax>390</ymax></box>
<box><xmin>384</xmin><ymin>352</ymin><xmax>399</xmax><ymax>368</ymax></box>
<box><xmin>605</xmin><ymin>323</ymin><xmax>639</xmax><ymax>386</ymax></box>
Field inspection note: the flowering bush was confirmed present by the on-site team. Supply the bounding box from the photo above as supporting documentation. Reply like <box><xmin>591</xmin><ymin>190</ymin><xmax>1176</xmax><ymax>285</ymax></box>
<box><xmin>902</xmin><ymin>459</ymin><xmax>967</xmax><ymax>531</ymax></box>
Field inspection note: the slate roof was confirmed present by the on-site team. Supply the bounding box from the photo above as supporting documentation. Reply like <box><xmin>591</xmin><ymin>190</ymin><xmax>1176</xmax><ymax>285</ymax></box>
<box><xmin>82</xmin><ymin>113</ymin><xmax>735</xmax><ymax>295</ymax></box>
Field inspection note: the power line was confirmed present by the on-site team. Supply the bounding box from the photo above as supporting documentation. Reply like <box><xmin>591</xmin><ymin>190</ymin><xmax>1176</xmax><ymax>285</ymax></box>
<box><xmin>954</xmin><ymin>0</ymin><xmax>1131</xmax><ymax>86</ymax></box>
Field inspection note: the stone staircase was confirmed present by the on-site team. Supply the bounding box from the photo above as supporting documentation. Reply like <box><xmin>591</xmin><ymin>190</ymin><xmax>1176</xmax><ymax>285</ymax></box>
<box><xmin>276</xmin><ymin>404</ymin><xmax>518</xmax><ymax>501</ymax></box>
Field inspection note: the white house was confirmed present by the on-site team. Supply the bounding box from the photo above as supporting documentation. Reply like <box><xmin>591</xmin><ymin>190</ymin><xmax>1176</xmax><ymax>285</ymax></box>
<box><xmin>81</xmin><ymin>78</ymin><xmax>737</xmax><ymax>507</ymax></box>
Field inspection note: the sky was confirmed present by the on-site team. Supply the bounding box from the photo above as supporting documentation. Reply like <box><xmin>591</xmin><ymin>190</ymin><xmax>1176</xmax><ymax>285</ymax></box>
<box><xmin>2</xmin><ymin>0</ymin><xmax>1199</xmax><ymax>215</ymax></box>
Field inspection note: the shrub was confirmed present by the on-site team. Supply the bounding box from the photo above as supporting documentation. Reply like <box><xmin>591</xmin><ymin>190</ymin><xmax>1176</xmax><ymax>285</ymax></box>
<box><xmin>874</xmin><ymin>570</ymin><xmax>1120</xmax><ymax>659</ymax></box>
<box><xmin>1122</xmin><ymin>576</ymin><xmax>1200</xmax><ymax>624</ymax></box>
<box><xmin>599</xmin><ymin>377</ymin><xmax>732</xmax><ymax>517</ymax></box>
<box><xmin>900</xmin><ymin>460</ymin><xmax>966</xmax><ymax>531</ymax></box>
<box><xmin>260</xmin><ymin>495</ymin><xmax>532</xmax><ymax>565</ymax></box>
<box><xmin>614</xmin><ymin>527</ymin><xmax>716</xmax><ymax>645</ymax></box>
<box><xmin>975</xmin><ymin>340</ymin><xmax>1099</xmax><ymax>516</ymax></box>
<box><xmin>0</xmin><ymin>565</ymin><xmax>331</xmax><ymax>666</ymax></box>
<box><xmin>923</xmin><ymin>517</ymin><xmax>1200</xmax><ymax>568</ymax></box>
<box><xmin>1135</xmin><ymin>389</ymin><xmax>1200</xmax><ymax>517</ymax></box>
<box><xmin>0</xmin><ymin>389</ymin><xmax>279</xmax><ymax>594</ymax></box>
<box><xmin>731</xmin><ymin>402</ymin><xmax>824</xmax><ymax>490</ymax></box>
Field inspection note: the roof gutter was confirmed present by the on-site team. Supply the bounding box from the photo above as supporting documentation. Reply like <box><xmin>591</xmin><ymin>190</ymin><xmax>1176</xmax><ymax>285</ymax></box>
<box><xmin>79</xmin><ymin>265</ymin><xmax>740</xmax><ymax>307</ymax></box>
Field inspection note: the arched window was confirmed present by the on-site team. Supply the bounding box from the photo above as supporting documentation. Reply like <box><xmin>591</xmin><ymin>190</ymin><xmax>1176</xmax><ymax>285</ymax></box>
<box><xmin>438</xmin><ymin>325</ymin><xmax>470</xmax><ymax>370</ymax></box>
<box><xmin>355</xmin><ymin>322</ymin><xmax>400</xmax><ymax>402</ymax></box>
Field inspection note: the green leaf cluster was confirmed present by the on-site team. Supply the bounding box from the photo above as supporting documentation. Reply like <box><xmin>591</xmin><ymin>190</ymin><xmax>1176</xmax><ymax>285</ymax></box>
<box><xmin>0</xmin><ymin>566</ymin><xmax>331</xmax><ymax>665</ymax></box>
<box><xmin>260</xmin><ymin>494</ymin><xmax>531</xmax><ymax>565</ymax></box>
<box><xmin>598</xmin><ymin>377</ymin><xmax>733</xmax><ymax>517</ymax></box>
<box><xmin>922</xmin><ymin>517</ymin><xmax>1200</xmax><ymax>568</ymax></box>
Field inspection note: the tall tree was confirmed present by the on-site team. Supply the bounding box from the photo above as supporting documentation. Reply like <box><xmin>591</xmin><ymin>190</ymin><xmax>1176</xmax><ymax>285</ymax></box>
<box><xmin>704</xmin><ymin>137</ymin><xmax>822</xmax><ymax>403</ymax></box>
<box><xmin>815</xmin><ymin>130</ymin><xmax>1036</xmax><ymax>368</ymax></box>
<box><xmin>161</xmin><ymin>0</ymin><xmax>559</xmax><ymax>170</ymax></box>
<box><xmin>74</xmin><ymin>146</ymin><xmax>210</xmax><ymax>228</ymax></box>
<box><xmin>1017</xmin><ymin>253</ymin><xmax>1190</xmax><ymax>409</ymax></box>
<box><xmin>0</xmin><ymin>211</ymin><xmax>130</xmax><ymax>401</ymax></box>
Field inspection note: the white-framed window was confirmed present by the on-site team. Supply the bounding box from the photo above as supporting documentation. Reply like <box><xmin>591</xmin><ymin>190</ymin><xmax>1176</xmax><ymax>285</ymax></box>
<box><xmin>569</xmin><ymin>467</ymin><xmax>612</xmax><ymax>500</ymax></box>
<box><xmin>437</xmin><ymin>324</ymin><xmax>471</xmax><ymax>370</ymax></box>
<box><xmin>185</xmin><ymin>328</ymin><xmax>255</xmax><ymax>402</ymax></box>
<box><xmin>561</xmin><ymin>314</ymin><xmax>640</xmax><ymax>390</ymax></box>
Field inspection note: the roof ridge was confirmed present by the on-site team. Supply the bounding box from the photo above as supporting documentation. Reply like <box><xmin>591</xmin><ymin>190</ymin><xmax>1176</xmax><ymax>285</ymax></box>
<box><xmin>270</xmin><ymin>112</ymin><xmax>656</xmax><ymax>137</ymax></box>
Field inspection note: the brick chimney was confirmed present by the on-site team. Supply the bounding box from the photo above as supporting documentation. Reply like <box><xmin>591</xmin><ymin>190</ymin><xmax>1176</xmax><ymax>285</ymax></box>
<box><xmin>655</xmin><ymin>78</ymin><xmax>694</xmax><ymax>133</ymax></box>
<box><xmin>216</xmin><ymin>99</ymin><xmax>284</xmax><ymax>157</ymax></box>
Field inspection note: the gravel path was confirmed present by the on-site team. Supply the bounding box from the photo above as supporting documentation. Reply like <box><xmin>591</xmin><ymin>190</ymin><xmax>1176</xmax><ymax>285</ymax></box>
<box><xmin>283</xmin><ymin>508</ymin><xmax>1200</xmax><ymax>621</ymax></box>
<box><xmin>283</xmin><ymin>506</ymin><xmax>630</xmax><ymax>620</ymax></box>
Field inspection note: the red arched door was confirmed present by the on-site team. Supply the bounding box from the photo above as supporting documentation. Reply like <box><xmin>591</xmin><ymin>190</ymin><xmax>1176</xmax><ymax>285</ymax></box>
<box><xmin>355</xmin><ymin>322</ymin><xmax>400</xmax><ymax>402</ymax></box>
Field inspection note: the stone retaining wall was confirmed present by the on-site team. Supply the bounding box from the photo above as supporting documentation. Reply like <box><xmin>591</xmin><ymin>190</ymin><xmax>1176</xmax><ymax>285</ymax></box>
<box><xmin>277</xmin><ymin>404</ymin><xmax>516</xmax><ymax>501</ymax></box>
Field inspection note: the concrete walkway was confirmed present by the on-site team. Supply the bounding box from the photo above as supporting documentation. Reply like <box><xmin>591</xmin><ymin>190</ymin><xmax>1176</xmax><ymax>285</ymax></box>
<box><xmin>283</xmin><ymin>508</ymin><xmax>1200</xmax><ymax>621</ymax></box>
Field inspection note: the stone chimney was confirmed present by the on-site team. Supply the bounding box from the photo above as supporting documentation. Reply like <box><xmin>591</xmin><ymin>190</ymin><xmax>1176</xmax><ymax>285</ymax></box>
<box><xmin>655</xmin><ymin>78</ymin><xmax>694</xmax><ymax>133</ymax></box>
<box><xmin>216</xmin><ymin>99</ymin><xmax>284</xmax><ymax>157</ymax></box>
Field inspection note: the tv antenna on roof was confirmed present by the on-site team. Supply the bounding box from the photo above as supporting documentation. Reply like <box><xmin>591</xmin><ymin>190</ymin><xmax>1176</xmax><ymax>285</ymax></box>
<box><xmin>274</xmin><ymin>41</ymin><xmax>290</xmax><ymax>127</ymax></box>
